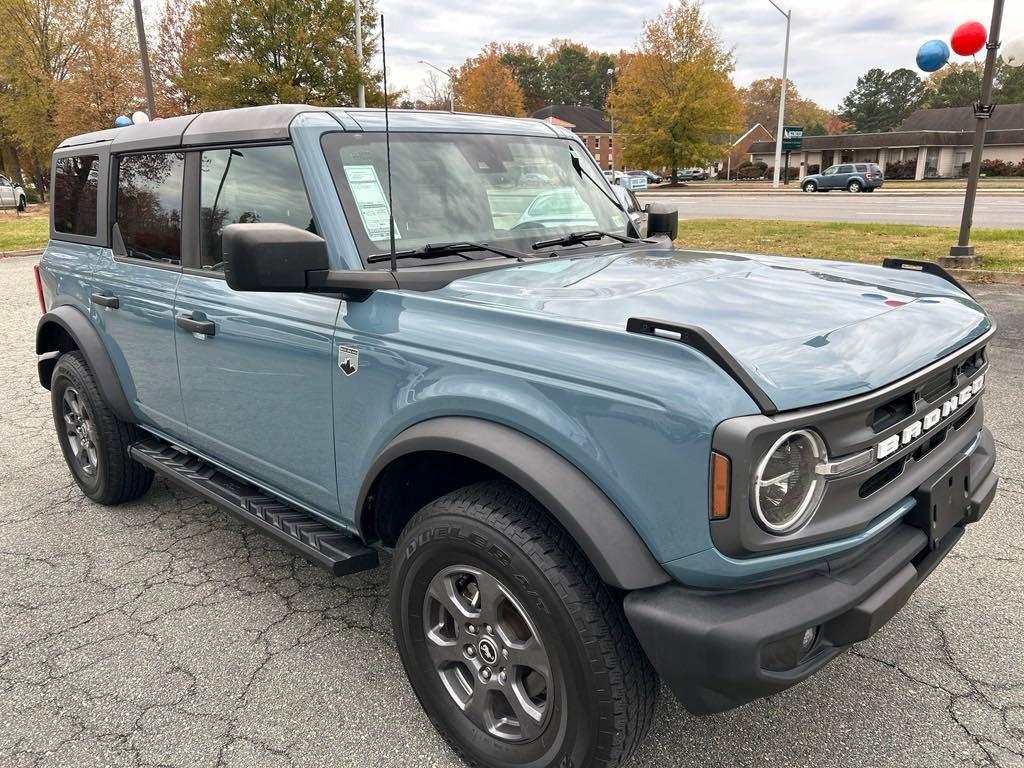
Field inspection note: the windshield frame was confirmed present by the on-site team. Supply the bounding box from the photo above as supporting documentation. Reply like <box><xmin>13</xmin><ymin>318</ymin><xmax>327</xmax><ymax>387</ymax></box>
<box><xmin>320</xmin><ymin>130</ymin><xmax>630</xmax><ymax>269</ymax></box>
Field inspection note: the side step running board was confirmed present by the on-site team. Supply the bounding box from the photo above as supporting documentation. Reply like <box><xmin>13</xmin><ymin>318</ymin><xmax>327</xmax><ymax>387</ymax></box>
<box><xmin>129</xmin><ymin>437</ymin><xmax>379</xmax><ymax>576</ymax></box>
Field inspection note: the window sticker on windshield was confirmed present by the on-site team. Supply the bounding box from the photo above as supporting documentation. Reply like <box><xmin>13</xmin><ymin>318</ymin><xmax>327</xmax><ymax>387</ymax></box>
<box><xmin>343</xmin><ymin>165</ymin><xmax>401</xmax><ymax>241</ymax></box>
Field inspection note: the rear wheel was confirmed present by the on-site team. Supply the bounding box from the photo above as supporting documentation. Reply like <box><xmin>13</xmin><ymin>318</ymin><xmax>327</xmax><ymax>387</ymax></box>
<box><xmin>391</xmin><ymin>481</ymin><xmax>657</xmax><ymax>768</ymax></box>
<box><xmin>847</xmin><ymin>180</ymin><xmax>863</xmax><ymax>193</ymax></box>
<box><xmin>50</xmin><ymin>351</ymin><xmax>154</xmax><ymax>504</ymax></box>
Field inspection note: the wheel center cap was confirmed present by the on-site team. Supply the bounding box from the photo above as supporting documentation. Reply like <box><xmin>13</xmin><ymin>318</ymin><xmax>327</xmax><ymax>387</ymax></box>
<box><xmin>477</xmin><ymin>636</ymin><xmax>498</xmax><ymax>665</ymax></box>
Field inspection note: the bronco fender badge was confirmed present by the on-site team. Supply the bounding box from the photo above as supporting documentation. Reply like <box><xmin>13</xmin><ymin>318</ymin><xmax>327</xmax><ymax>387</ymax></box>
<box><xmin>338</xmin><ymin>345</ymin><xmax>359</xmax><ymax>376</ymax></box>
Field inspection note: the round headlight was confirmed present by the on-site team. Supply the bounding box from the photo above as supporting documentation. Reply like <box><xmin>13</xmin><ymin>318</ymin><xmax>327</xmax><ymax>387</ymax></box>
<box><xmin>753</xmin><ymin>429</ymin><xmax>827</xmax><ymax>534</ymax></box>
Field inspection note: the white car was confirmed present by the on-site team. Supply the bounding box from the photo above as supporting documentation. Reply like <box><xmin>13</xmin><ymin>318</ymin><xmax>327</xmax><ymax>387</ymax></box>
<box><xmin>0</xmin><ymin>175</ymin><xmax>26</xmax><ymax>211</ymax></box>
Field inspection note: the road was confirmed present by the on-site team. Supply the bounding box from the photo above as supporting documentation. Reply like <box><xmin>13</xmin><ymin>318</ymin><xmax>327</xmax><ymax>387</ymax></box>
<box><xmin>2</xmin><ymin>253</ymin><xmax>1023</xmax><ymax>767</ymax></box>
<box><xmin>639</xmin><ymin>191</ymin><xmax>1024</xmax><ymax>228</ymax></box>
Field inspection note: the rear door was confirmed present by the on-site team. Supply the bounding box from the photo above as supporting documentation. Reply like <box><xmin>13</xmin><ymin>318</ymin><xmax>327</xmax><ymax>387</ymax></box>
<box><xmin>173</xmin><ymin>144</ymin><xmax>342</xmax><ymax>515</ymax></box>
<box><xmin>91</xmin><ymin>151</ymin><xmax>186</xmax><ymax>436</ymax></box>
<box><xmin>835</xmin><ymin>164</ymin><xmax>855</xmax><ymax>188</ymax></box>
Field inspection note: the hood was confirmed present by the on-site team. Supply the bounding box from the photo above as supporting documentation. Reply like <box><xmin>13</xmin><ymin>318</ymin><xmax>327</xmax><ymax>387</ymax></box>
<box><xmin>434</xmin><ymin>248</ymin><xmax>992</xmax><ymax>412</ymax></box>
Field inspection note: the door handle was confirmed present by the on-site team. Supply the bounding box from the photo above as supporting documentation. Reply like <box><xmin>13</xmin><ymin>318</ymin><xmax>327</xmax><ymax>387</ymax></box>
<box><xmin>91</xmin><ymin>292</ymin><xmax>119</xmax><ymax>309</ymax></box>
<box><xmin>176</xmin><ymin>314</ymin><xmax>216</xmax><ymax>337</ymax></box>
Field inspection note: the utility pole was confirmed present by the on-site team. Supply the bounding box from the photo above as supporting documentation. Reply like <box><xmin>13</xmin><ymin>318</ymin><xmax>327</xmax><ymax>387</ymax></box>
<box><xmin>132</xmin><ymin>0</ymin><xmax>157</xmax><ymax>118</ymax></box>
<box><xmin>354</xmin><ymin>0</ymin><xmax>365</xmax><ymax>107</ymax></box>
<box><xmin>941</xmin><ymin>0</ymin><xmax>1004</xmax><ymax>268</ymax></box>
<box><xmin>768</xmin><ymin>0</ymin><xmax>791</xmax><ymax>189</ymax></box>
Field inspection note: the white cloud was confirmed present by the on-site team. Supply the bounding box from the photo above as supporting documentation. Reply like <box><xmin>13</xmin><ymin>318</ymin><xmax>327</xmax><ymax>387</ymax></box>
<box><xmin>380</xmin><ymin>0</ymin><xmax>1024</xmax><ymax>110</ymax></box>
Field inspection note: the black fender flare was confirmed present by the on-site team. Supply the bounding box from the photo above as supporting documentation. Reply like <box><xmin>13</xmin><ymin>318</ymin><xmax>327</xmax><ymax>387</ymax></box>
<box><xmin>36</xmin><ymin>305</ymin><xmax>136</xmax><ymax>423</ymax></box>
<box><xmin>357</xmin><ymin>417</ymin><xmax>670</xmax><ymax>591</ymax></box>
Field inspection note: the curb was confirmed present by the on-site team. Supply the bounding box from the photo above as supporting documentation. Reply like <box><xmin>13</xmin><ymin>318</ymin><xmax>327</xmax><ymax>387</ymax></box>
<box><xmin>0</xmin><ymin>248</ymin><xmax>44</xmax><ymax>259</ymax></box>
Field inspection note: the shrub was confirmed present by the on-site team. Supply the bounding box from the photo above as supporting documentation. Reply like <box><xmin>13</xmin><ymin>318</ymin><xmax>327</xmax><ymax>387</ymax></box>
<box><xmin>737</xmin><ymin>166</ymin><xmax>766</xmax><ymax>179</ymax></box>
<box><xmin>964</xmin><ymin>159</ymin><xmax>1024</xmax><ymax>177</ymax></box>
<box><xmin>885</xmin><ymin>160</ymin><xmax>917</xmax><ymax>180</ymax></box>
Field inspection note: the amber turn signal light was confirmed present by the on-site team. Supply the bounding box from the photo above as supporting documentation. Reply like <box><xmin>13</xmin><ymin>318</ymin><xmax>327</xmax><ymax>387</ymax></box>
<box><xmin>710</xmin><ymin>451</ymin><xmax>731</xmax><ymax>520</ymax></box>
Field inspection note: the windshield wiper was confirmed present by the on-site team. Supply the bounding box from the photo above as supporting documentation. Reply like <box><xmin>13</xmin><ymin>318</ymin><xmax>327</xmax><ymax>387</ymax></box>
<box><xmin>367</xmin><ymin>241</ymin><xmax>527</xmax><ymax>264</ymax></box>
<box><xmin>531</xmin><ymin>230</ymin><xmax>645</xmax><ymax>250</ymax></box>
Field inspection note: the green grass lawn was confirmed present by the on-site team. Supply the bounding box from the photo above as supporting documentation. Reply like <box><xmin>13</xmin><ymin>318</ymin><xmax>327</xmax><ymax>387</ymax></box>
<box><xmin>0</xmin><ymin>211</ymin><xmax>48</xmax><ymax>252</ymax></box>
<box><xmin>676</xmin><ymin>219</ymin><xmax>1024</xmax><ymax>272</ymax></box>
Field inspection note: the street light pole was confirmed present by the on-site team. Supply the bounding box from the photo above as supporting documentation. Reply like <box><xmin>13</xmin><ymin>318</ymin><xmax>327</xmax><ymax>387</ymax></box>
<box><xmin>132</xmin><ymin>0</ymin><xmax>157</xmax><ymax>118</ymax></box>
<box><xmin>768</xmin><ymin>0</ymin><xmax>791</xmax><ymax>189</ymax></box>
<box><xmin>418</xmin><ymin>60</ymin><xmax>455</xmax><ymax>112</ymax></box>
<box><xmin>354</xmin><ymin>0</ymin><xmax>365</xmax><ymax>107</ymax></box>
<box><xmin>941</xmin><ymin>0</ymin><xmax>1004</xmax><ymax>268</ymax></box>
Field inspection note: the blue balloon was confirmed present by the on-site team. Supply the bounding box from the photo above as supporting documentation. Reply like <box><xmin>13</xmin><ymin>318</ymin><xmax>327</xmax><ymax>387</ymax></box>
<box><xmin>917</xmin><ymin>39</ymin><xmax>950</xmax><ymax>72</ymax></box>
<box><xmin>114</xmin><ymin>115</ymin><xmax>132</xmax><ymax>127</ymax></box>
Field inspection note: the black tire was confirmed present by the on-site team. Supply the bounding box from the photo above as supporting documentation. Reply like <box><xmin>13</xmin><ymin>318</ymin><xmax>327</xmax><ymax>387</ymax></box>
<box><xmin>50</xmin><ymin>351</ymin><xmax>154</xmax><ymax>505</ymax></box>
<box><xmin>847</xmin><ymin>180</ymin><xmax>862</xmax><ymax>193</ymax></box>
<box><xmin>802</xmin><ymin>180</ymin><xmax>817</xmax><ymax>193</ymax></box>
<box><xmin>17</xmin><ymin>195</ymin><xmax>26</xmax><ymax>212</ymax></box>
<box><xmin>391</xmin><ymin>481</ymin><xmax>657</xmax><ymax>768</ymax></box>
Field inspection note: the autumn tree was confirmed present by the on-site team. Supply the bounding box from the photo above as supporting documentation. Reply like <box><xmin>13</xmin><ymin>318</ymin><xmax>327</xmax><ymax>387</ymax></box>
<box><xmin>607</xmin><ymin>1</ymin><xmax>742</xmax><ymax>180</ymax></box>
<box><xmin>153</xmin><ymin>0</ymin><xmax>198</xmax><ymax>116</ymax></box>
<box><xmin>181</xmin><ymin>0</ymin><xmax>382</xmax><ymax>108</ymax></box>
<box><xmin>55</xmin><ymin>0</ymin><xmax>143</xmax><ymax>136</ymax></box>
<box><xmin>739</xmin><ymin>77</ymin><xmax>832</xmax><ymax>134</ymax></box>
<box><xmin>0</xmin><ymin>0</ymin><xmax>99</xmax><ymax>197</ymax></box>
<box><xmin>454</xmin><ymin>52</ymin><xmax>526</xmax><ymax>116</ymax></box>
<box><xmin>839</xmin><ymin>67</ymin><xmax>926</xmax><ymax>131</ymax></box>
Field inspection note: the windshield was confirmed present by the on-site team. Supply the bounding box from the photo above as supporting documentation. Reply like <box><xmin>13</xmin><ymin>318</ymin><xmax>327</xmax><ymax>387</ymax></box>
<box><xmin>323</xmin><ymin>132</ymin><xmax>629</xmax><ymax>265</ymax></box>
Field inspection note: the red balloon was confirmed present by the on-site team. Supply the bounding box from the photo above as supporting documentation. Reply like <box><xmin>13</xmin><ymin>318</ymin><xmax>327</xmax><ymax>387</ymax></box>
<box><xmin>951</xmin><ymin>21</ymin><xmax>987</xmax><ymax>56</ymax></box>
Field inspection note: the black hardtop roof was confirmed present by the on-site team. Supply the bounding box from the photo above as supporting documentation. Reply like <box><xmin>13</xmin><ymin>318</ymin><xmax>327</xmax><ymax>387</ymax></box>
<box><xmin>56</xmin><ymin>104</ymin><xmax>333</xmax><ymax>152</ymax></box>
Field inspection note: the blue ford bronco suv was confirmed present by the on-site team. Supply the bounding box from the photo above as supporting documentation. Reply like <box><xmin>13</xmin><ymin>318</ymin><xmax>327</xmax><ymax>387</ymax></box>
<box><xmin>36</xmin><ymin>105</ymin><xmax>997</xmax><ymax>768</ymax></box>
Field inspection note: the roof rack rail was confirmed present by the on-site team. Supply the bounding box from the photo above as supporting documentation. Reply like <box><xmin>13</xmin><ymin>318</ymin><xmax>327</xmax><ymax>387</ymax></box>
<box><xmin>625</xmin><ymin>317</ymin><xmax>778</xmax><ymax>415</ymax></box>
<box><xmin>881</xmin><ymin>258</ymin><xmax>972</xmax><ymax>297</ymax></box>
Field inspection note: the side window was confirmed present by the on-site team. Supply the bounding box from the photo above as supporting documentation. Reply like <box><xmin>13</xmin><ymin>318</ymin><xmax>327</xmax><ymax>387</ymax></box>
<box><xmin>116</xmin><ymin>152</ymin><xmax>185</xmax><ymax>263</ymax></box>
<box><xmin>838</xmin><ymin>165</ymin><xmax>854</xmax><ymax>174</ymax></box>
<box><xmin>199</xmin><ymin>145</ymin><xmax>314</xmax><ymax>271</ymax></box>
<box><xmin>53</xmin><ymin>155</ymin><xmax>99</xmax><ymax>237</ymax></box>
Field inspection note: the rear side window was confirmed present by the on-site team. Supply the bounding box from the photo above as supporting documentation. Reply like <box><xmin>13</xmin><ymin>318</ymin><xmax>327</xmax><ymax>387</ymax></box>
<box><xmin>116</xmin><ymin>152</ymin><xmax>185</xmax><ymax>263</ymax></box>
<box><xmin>53</xmin><ymin>155</ymin><xmax>99</xmax><ymax>237</ymax></box>
<box><xmin>199</xmin><ymin>145</ymin><xmax>314</xmax><ymax>271</ymax></box>
<box><xmin>855</xmin><ymin>164</ymin><xmax>867</xmax><ymax>172</ymax></box>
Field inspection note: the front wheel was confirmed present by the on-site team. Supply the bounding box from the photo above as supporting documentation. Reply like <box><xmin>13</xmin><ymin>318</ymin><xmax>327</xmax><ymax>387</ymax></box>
<box><xmin>847</xmin><ymin>180</ymin><xmax>863</xmax><ymax>193</ymax></box>
<box><xmin>391</xmin><ymin>481</ymin><xmax>657</xmax><ymax>768</ymax></box>
<box><xmin>802</xmin><ymin>180</ymin><xmax>817</xmax><ymax>193</ymax></box>
<box><xmin>50</xmin><ymin>351</ymin><xmax>154</xmax><ymax>504</ymax></box>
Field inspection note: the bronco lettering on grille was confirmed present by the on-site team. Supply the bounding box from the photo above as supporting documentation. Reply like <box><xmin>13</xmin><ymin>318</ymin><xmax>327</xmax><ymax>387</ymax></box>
<box><xmin>875</xmin><ymin>375</ymin><xmax>984</xmax><ymax>460</ymax></box>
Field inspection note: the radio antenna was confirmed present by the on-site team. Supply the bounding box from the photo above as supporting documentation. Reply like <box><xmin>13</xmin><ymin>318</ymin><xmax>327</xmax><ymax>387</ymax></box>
<box><xmin>381</xmin><ymin>13</ymin><xmax>398</xmax><ymax>272</ymax></box>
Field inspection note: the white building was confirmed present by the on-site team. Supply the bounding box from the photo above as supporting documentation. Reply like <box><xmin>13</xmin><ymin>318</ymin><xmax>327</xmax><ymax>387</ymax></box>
<box><xmin>748</xmin><ymin>104</ymin><xmax>1024</xmax><ymax>180</ymax></box>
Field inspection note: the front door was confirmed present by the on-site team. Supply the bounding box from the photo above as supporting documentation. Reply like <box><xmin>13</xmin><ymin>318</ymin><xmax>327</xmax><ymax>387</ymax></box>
<box><xmin>173</xmin><ymin>144</ymin><xmax>342</xmax><ymax>515</ymax></box>
<box><xmin>91</xmin><ymin>151</ymin><xmax>186</xmax><ymax>436</ymax></box>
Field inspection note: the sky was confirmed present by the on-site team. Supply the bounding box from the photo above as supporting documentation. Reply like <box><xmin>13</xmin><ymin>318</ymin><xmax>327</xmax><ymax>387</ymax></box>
<box><xmin>380</xmin><ymin>0</ymin><xmax>1024</xmax><ymax>111</ymax></box>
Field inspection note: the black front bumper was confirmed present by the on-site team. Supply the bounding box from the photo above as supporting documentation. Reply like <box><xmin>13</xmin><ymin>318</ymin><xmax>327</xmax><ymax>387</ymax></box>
<box><xmin>625</xmin><ymin>427</ymin><xmax>997</xmax><ymax>715</ymax></box>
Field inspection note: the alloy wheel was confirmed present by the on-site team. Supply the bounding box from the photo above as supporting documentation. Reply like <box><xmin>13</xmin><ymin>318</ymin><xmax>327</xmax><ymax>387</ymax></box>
<box><xmin>62</xmin><ymin>387</ymin><xmax>98</xmax><ymax>477</ymax></box>
<box><xmin>423</xmin><ymin>565</ymin><xmax>552</xmax><ymax>742</ymax></box>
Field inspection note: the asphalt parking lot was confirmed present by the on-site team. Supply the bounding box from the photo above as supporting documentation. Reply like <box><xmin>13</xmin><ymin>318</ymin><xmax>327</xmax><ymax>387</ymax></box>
<box><xmin>640</xmin><ymin>191</ymin><xmax>1024</xmax><ymax>228</ymax></box>
<box><xmin>2</xmin><ymin>252</ymin><xmax>1023</xmax><ymax>768</ymax></box>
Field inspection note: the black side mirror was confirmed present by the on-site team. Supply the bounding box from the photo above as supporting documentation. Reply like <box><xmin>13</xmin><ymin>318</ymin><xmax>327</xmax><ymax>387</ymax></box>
<box><xmin>223</xmin><ymin>223</ymin><xmax>329</xmax><ymax>292</ymax></box>
<box><xmin>646</xmin><ymin>203</ymin><xmax>678</xmax><ymax>241</ymax></box>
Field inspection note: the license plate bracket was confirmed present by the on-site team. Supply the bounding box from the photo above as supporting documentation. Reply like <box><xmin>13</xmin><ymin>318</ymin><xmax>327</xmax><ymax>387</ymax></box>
<box><xmin>909</xmin><ymin>454</ymin><xmax>972</xmax><ymax>549</ymax></box>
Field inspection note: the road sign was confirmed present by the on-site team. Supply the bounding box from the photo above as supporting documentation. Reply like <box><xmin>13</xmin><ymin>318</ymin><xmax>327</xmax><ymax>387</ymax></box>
<box><xmin>782</xmin><ymin>126</ymin><xmax>803</xmax><ymax>152</ymax></box>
